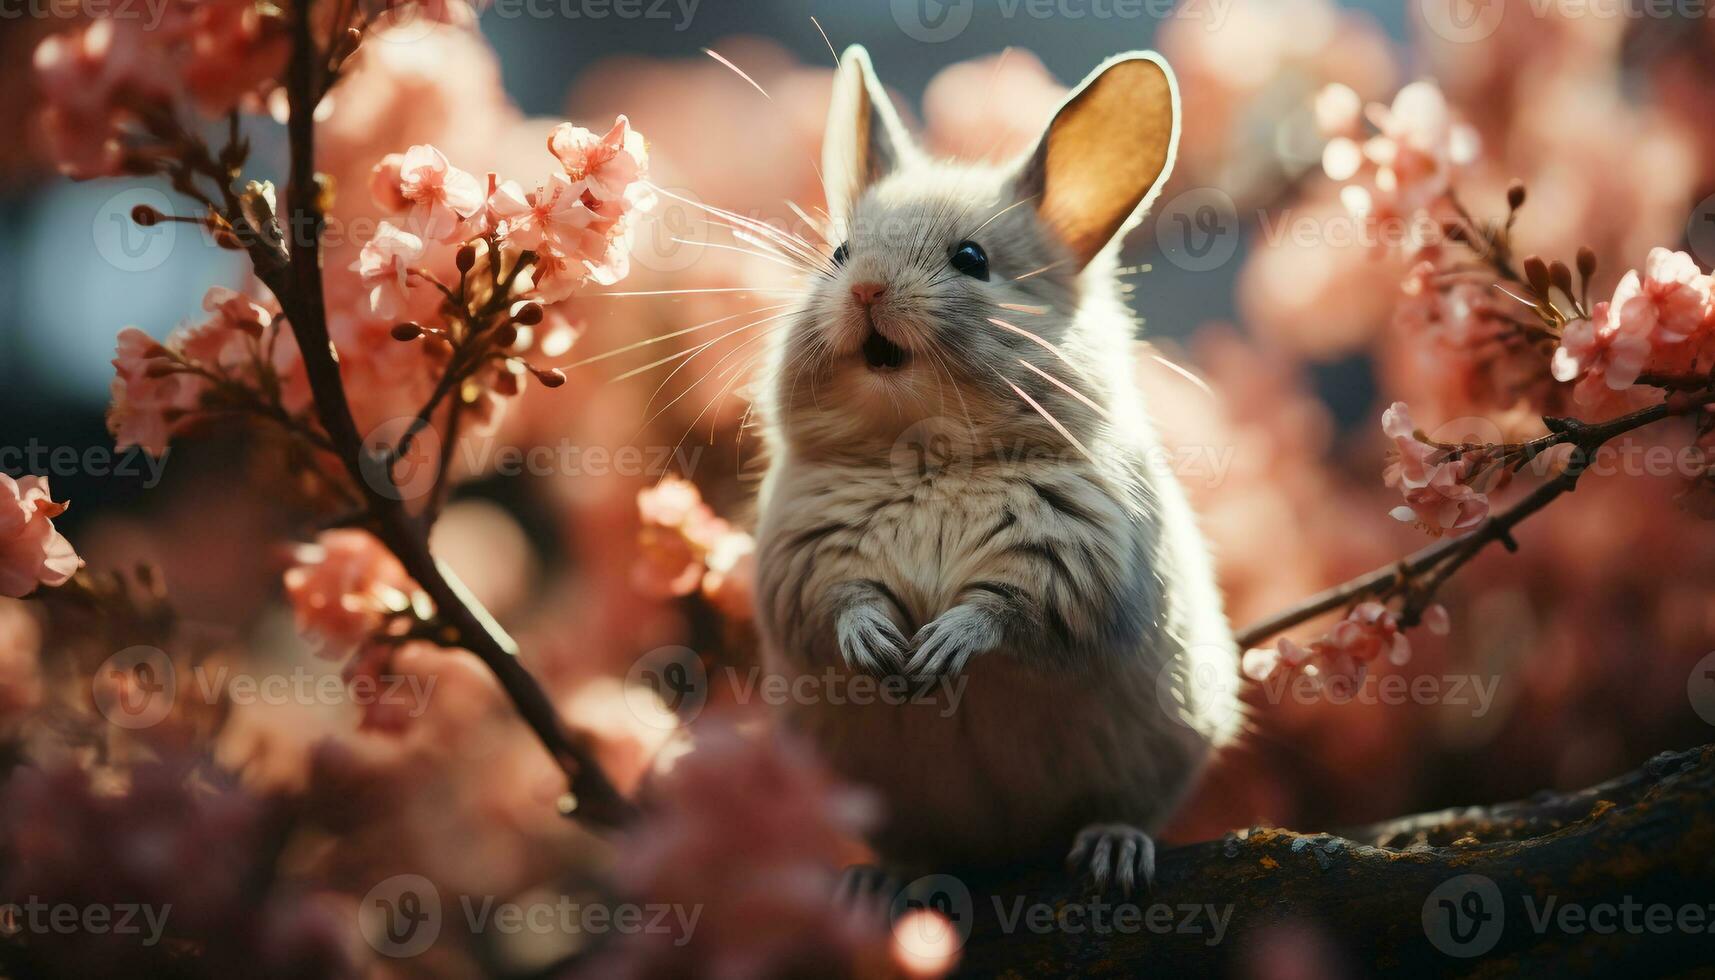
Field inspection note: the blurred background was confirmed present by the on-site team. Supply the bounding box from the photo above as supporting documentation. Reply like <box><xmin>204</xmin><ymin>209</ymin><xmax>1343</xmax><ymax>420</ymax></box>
<box><xmin>5</xmin><ymin>0</ymin><xmax>1715</xmax><ymax>975</ymax></box>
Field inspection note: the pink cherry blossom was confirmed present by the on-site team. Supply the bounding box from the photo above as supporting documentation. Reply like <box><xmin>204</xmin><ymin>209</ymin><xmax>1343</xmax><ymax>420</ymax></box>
<box><xmin>394</xmin><ymin>144</ymin><xmax>486</xmax><ymax>241</ymax></box>
<box><xmin>31</xmin><ymin>19</ymin><xmax>167</xmax><ymax>177</ymax></box>
<box><xmin>1363</xmin><ymin>82</ymin><xmax>1479</xmax><ymax>207</ymax></box>
<box><xmin>369</xmin><ymin>152</ymin><xmax>411</xmax><ymax>211</ymax></box>
<box><xmin>547</xmin><ymin>115</ymin><xmax>650</xmax><ymax>208</ymax></box>
<box><xmin>350</xmin><ymin>222</ymin><xmax>424</xmax><ymax>320</ymax></box>
<box><xmin>601</xmin><ymin>724</ymin><xmax>890</xmax><ymax>978</ymax></box>
<box><xmin>634</xmin><ymin>478</ymin><xmax>756</xmax><ymax>608</ymax></box>
<box><xmin>1381</xmin><ymin>402</ymin><xmax>1489</xmax><ymax>536</ymax></box>
<box><xmin>109</xmin><ymin>327</ymin><xmax>196</xmax><ymax>456</ymax></box>
<box><xmin>282</xmin><ymin>530</ymin><xmax>421</xmax><ymax>658</ymax></box>
<box><xmin>488</xmin><ymin>173</ymin><xmax>595</xmax><ymax>252</ymax></box>
<box><xmin>1608</xmin><ymin>247</ymin><xmax>1713</xmax><ymax>347</ymax></box>
<box><xmin>1243</xmin><ymin>602</ymin><xmax>1448</xmax><ymax>688</ymax></box>
<box><xmin>0</xmin><ymin>475</ymin><xmax>83</xmax><ymax>598</ymax></box>
<box><xmin>1551</xmin><ymin>302</ymin><xmax>1653</xmax><ymax>406</ymax></box>
<box><xmin>175</xmin><ymin>0</ymin><xmax>289</xmax><ymax>116</ymax></box>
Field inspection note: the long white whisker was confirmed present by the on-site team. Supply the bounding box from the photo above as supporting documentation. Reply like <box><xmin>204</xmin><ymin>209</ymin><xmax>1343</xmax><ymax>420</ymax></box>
<box><xmin>1013</xmin><ymin>258</ymin><xmax>1074</xmax><ymax>281</ymax></box>
<box><xmin>1018</xmin><ymin>358</ymin><xmax>1110</xmax><ymax>420</ymax></box>
<box><xmin>811</xmin><ymin>16</ymin><xmax>839</xmax><ymax>66</ymax></box>
<box><xmin>596</xmin><ymin>286</ymin><xmax>796</xmax><ymax>298</ymax></box>
<box><xmin>987</xmin><ymin>316</ymin><xmax>1094</xmax><ymax>382</ymax></box>
<box><xmin>679</xmin><ymin>238</ymin><xmax>808</xmax><ymax>273</ymax></box>
<box><xmin>997</xmin><ymin>370</ymin><xmax>1096</xmax><ymax>464</ymax></box>
<box><xmin>615</xmin><ymin>311</ymin><xmax>793</xmax><ymax>383</ymax></box>
<box><xmin>648</xmin><ymin>183</ymin><xmax>829</xmax><ymax>270</ymax></box>
<box><xmin>967</xmin><ymin>194</ymin><xmax>1036</xmax><ymax>239</ymax></box>
<box><xmin>570</xmin><ymin>303</ymin><xmax>793</xmax><ymax>368</ymax></box>
<box><xmin>647</xmin><ymin>324</ymin><xmax>783</xmax><ymax>440</ymax></box>
<box><xmin>702</xmin><ymin>47</ymin><xmax>772</xmax><ymax>101</ymax></box>
<box><xmin>1143</xmin><ymin>345</ymin><xmax>1215</xmax><ymax>399</ymax></box>
<box><xmin>785</xmin><ymin>201</ymin><xmax>829</xmax><ymax>244</ymax></box>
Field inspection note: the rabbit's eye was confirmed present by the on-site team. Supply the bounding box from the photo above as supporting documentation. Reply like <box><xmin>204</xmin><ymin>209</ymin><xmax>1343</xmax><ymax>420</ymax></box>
<box><xmin>950</xmin><ymin>240</ymin><xmax>989</xmax><ymax>280</ymax></box>
<box><xmin>832</xmin><ymin>241</ymin><xmax>850</xmax><ymax>266</ymax></box>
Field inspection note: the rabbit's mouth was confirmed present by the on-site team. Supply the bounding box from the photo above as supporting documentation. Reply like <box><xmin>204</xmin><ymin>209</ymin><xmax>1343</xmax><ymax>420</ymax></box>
<box><xmin>860</xmin><ymin>326</ymin><xmax>909</xmax><ymax>371</ymax></box>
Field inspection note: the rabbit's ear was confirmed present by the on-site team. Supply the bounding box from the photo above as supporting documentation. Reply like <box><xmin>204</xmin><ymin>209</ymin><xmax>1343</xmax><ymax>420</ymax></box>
<box><xmin>1017</xmin><ymin>52</ymin><xmax>1179</xmax><ymax>269</ymax></box>
<box><xmin>822</xmin><ymin>46</ymin><xmax>913</xmax><ymax>227</ymax></box>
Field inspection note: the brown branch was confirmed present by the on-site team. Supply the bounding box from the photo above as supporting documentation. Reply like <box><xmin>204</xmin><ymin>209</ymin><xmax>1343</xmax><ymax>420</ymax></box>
<box><xmin>222</xmin><ymin>0</ymin><xmax>634</xmax><ymax>829</ymax></box>
<box><xmin>1234</xmin><ymin>393</ymin><xmax>1706</xmax><ymax>649</ymax></box>
<box><xmin>952</xmin><ymin>744</ymin><xmax>1715</xmax><ymax>977</ymax></box>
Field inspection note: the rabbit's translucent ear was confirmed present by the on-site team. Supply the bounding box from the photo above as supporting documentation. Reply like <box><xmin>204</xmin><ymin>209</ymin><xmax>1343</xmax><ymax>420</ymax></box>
<box><xmin>822</xmin><ymin>46</ymin><xmax>913</xmax><ymax>227</ymax></box>
<box><xmin>1017</xmin><ymin>52</ymin><xmax>1179</xmax><ymax>269</ymax></box>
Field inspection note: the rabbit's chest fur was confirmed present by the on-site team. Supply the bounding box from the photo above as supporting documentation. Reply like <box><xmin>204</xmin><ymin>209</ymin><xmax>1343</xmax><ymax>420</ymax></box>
<box><xmin>755</xmin><ymin>445</ymin><xmax>1234</xmax><ymax>867</ymax></box>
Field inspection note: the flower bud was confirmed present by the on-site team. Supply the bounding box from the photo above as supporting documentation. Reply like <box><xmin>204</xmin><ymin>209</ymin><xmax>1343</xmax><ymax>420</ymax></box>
<box><xmin>1522</xmin><ymin>255</ymin><xmax>1550</xmax><ymax>298</ymax></box>
<box><xmin>1506</xmin><ymin>180</ymin><xmax>1526</xmax><ymax>211</ymax></box>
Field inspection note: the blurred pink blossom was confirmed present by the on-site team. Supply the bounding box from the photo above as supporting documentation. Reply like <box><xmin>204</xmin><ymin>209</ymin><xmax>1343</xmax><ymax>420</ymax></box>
<box><xmin>282</xmin><ymin>530</ymin><xmax>421</xmax><ymax>658</ymax></box>
<box><xmin>602</xmin><ymin>724</ymin><xmax>898</xmax><ymax>979</ymax></box>
<box><xmin>0</xmin><ymin>476</ymin><xmax>81</xmax><ymax>598</ymax></box>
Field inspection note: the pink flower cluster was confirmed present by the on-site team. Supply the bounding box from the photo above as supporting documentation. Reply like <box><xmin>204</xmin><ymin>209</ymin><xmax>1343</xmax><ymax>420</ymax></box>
<box><xmin>0</xmin><ymin>476</ymin><xmax>82</xmax><ymax>599</ymax></box>
<box><xmin>601</xmin><ymin>724</ymin><xmax>908</xmax><ymax>978</ymax></box>
<box><xmin>1381</xmin><ymin>402</ymin><xmax>1491</xmax><ymax>536</ymax></box>
<box><xmin>1321</xmin><ymin>81</ymin><xmax>1479</xmax><ymax>242</ymax></box>
<box><xmin>364</xmin><ymin>116</ymin><xmax>650</xmax><ymax>307</ymax></box>
<box><xmin>634</xmin><ymin>477</ymin><xmax>755</xmax><ymax>620</ymax></box>
<box><xmin>31</xmin><ymin>1</ymin><xmax>289</xmax><ymax>177</ymax></box>
<box><xmin>108</xmin><ymin>286</ymin><xmax>289</xmax><ymax>456</ymax></box>
<box><xmin>1553</xmin><ymin>248</ymin><xmax>1715</xmax><ymax>406</ymax></box>
<box><xmin>281</xmin><ymin>529</ymin><xmax>422</xmax><ymax>659</ymax></box>
<box><xmin>1243</xmin><ymin>601</ymin><xmax>1449</xmax><ymax>687</ymax></box>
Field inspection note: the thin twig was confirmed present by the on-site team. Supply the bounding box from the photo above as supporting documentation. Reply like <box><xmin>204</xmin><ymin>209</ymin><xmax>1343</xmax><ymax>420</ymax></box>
<box><xmin>1234</xmin><ymin>392</ymin><xmax>1710</xmax><ymax>649</ymax></box>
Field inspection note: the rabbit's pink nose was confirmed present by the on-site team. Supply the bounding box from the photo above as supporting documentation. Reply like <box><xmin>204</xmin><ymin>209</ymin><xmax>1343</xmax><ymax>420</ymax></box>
<box><xmin>850</xmin><ymin>282</ymin><xmax>887</xmax><ymax>306</ymax></box>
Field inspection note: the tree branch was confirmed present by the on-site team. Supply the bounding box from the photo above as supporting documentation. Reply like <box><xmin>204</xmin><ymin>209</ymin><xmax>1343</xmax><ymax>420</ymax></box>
<box><xmin>953</xmin><ymin>744</ymin><xmax>1715</xmax><ymax>976</ymax></box>
<box><xmin>1234</xmin><ymin>393</ymin><xmax>1707</xmax><ymax>649</ymax></box>
<box><xmin>234</xmin><ymin>0</ymin><xmax>635</xmax><ymax>829</ymax></box>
